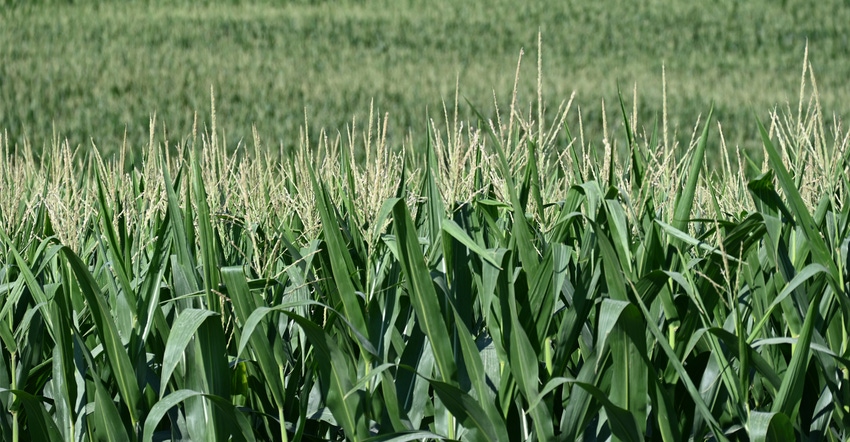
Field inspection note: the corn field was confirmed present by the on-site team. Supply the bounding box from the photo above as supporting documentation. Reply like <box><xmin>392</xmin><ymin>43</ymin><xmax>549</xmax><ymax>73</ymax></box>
<box><xmin>1</xmin><ymin>58</ymin><xmax>850</xmax><ymax>441</ymax></box>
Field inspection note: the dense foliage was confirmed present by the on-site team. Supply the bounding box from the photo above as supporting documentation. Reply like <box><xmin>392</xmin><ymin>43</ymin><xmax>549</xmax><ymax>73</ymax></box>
<box><xmin>2</xmin><ymin>59</ymin><xmax>850</xmax><ymax>440</ymax></box>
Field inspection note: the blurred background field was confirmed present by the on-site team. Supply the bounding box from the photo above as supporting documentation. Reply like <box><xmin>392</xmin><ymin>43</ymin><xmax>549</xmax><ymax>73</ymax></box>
<box><xmin>1</xmin><ymin>0</ymin><xmax>849</xmax><ymax>161</ymax></box>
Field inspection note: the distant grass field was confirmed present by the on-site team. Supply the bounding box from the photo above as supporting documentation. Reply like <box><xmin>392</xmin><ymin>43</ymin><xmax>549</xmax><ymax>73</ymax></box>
<box><xmin>4</xmin><ymin>2</ymin><xmax>850</xmax><ymax>440</ymax></box>
<box><xmin>1</xmin><ymin>0</ymin><xmax>849</xmax><ymax>160</ymax></box>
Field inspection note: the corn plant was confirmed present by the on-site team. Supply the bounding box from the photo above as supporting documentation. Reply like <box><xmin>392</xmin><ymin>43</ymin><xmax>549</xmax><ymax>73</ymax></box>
<box><xmin>1</xmin><ymin>55</ymin><xmax>849</xmax><ymax>441</ymax></box>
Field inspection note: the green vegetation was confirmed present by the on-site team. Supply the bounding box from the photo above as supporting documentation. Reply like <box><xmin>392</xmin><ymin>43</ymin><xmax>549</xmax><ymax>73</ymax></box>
<box><xmin>2</xmin><ymin>46</ymin><xmax>850</xmax><ymax>438</ymax></box>
<box><xmin>3</xmin><ymin>1</ymin><xmax>850</xmax><ymax>440</ymax></box>
<box><xmin>2</xmin><ymin>0</ymin><xmax>850</xmax><ymax>158</ymax></box>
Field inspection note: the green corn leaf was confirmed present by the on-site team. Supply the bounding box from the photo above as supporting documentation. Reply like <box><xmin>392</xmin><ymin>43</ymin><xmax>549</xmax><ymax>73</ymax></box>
<box><xmin>809</xmin><ymin>385</ymin><xmax>834</xmax><ymax>437</ymax></box>
<box><xmin>560</xmin><ymin>347</ymin><xmax>602</xmax><ymax>440</ymax></box>
<box><xmin>421</xmin><ymin>125</ymin><xmax>445</xmax><ymax>261</ymax></box>
<box><xmin>287</xmin><ymin>311</ymin><xmax>370</xmax><ymax>440</ymax></box>
<box><xmin>238</xmin><ymin>297</ymin><xmax>370</xmax><ymax>440</ymax></box>
<box><xmin>552</xmin><ymin>257</ymin><xmax>601</xmax><ymax>374</ymax></box>
<box><xmin>363</xmin><ymin>431</ymin><xmax>447</xmax><ymax>442</ymax></box>
<box><xmin>396</xmin><ymin>329</ymin><xmax>433</xmax><ymax>429</ymax></box>
<box><xmin>747</xmin><ymin>170</ymin><xmax>793</xmax><ymax>224</ymax></box>
<box><xmin>618</xmin><ymin>85</ymin><xmax>645</xmax><ymax>191</ymax></box>
<box><xmin>93</xmin><ymin>368</ymin><xmax>131</xmax><ymax>441</ymax></box>
<box><xmin>69</xmin><ymin>329</ymin><xmax>131</xmax><ymax>441</ymax></box>
<box><xmin>428</xmin><ymin>379</ymin><xmax>500</xmax><ymax>442</ymax></box>
<box><xmin>561</xmin><ymin>121</ymin><xmax>585</xmax><ymax>182</ymax></box>
<box><xmin>526</xmin><ymin>246</ymin><xmax>557</xmax><ymax>349</ymax></box>
<box><xmin>698</xmin><ymin>328</ymin><xmax>781</xmax><ymax>392</ymax></box>
<box><xmin>343</xmin><ymin>362</ymin><xmax>397</xmax><ymax>400</ymax></box>
<box><xmin>508</xmin><ymin>289</ymin><xmax>555</xmax><ymax>440</ymax></box>
<box><xmin>596</xmin><ymin>222</ymin><xmax>629</xmax><ymax>302</ymax></box>
<box><xmin>748</xmin><ymin>263</ymin><xmax>828</xmax><ymax>343</ymax></box>
<box><xmin>443</xmin><ymin>206</ymin><xmax>476</xmax><ymax>331</ymax></box>
<box><xmin>440</xmin><ymin>219</ymin><xmax>501</xmax><ymax>268</ymax></box>
<box><xmin>450</xmin><ymin>305</ymin><xmax>508</xmax><ymax>442</ymax></box>
<box><xmin>632</xmin><ymin>291</ymin><xmax>727</xmax><ymax>441</ymax></box>
<box><xmin>522</xmin><ymin>139</ymin><xmax>545</xmax><ymax>223</ymax></box>
<box><xmin>751</xmin><ymin>338</ymin><xmax>850</xmax><ymax>367</ymax></box>
<box><xmin>672</xmin><ymin>105</ymin><xmax>713</xmax><ymax>235</ymax></box>
<box><xmin>93</xmin><ymin>165</ymin><xmax>137</xmax><ymax>332</ymax></box>
<box><xmin>338</xmin><ymin>139</ymin><xmax>368</xmax><ymax>265</ymax></box>
<box><xmin>371</xmin><ymin>195</ymin><xmax>403</xmax><ymax>246</ymax></box>
<box><xmin>477</xmin><ymin>248</ymin><xmax>509</xmax><ymax>335</ymax></box>
<box><xmin>0</xmin><ymin>231</ymin><xmax>56</xmax><ymax>339</ymax></box>
<box><xmin>390</xmin><ymin>198</ymin><xmax>457</xmax><ymax>384</ymax></box>
<box><xmin>596</xmin><ymin>299</ymin><xmax>631</xmax><ymax>371</ymax></box>
<box><xmin>655</xmin><ymin>219</ymin><xmax>743</xmax><ymax>263</ymax></box>
<box><xmin>159</xmin><ymin>308</ymin><xmax>218</xmax><ymax>397</ymax></box>
<box><xmin>59</xmin><ymin>245</ymin><xmax>142</xmax><ymax>427</ymax></box>
<box><xmin>604</xmin><ymin>198</ymin><xmax>635</xmax><ymax>276</ymax></box>
<box><xmin>221</xmin><ymin>266</ymin><xmax>286</xmax><ymax>409</ymax></box>
<box><xmin>757</xmin><ymin>119</ymin><xmax>840</xmax><ymax>288</ymax></box>
<box><xmin>137</xmin><ymin>211</ymin><xmax>171</xmax><ymax>343</ymax></box>
<box><xmin>161</xmin><ymin>160</ymin><xmax>198</xmax><ymax>286</ymax></box>
<box><xmin>0</xmin><ymin>389</ymin><xmax>63</xmax><ymax>441</ymax></box>
<box><xmin>599</xmin><ymin>298</ymin><xmax>649</xmax><ymax>434</ymax></box>
<box><xmin>191</xmin><ymin>150</ymin><xmax>222</xmax><ymax>313</ymax></box>
<box><xmin>770</xmin><ymin>284</ymin><xmax>826</xmax><ymax>418</ymax></box>
<box><xmin>465</xmin><ymin>97</ymin><xmax>540</xmax><ymax>279</ymax></box>
<box><xmin>379</xmin><ymin>369</ymin><xmax>411</xmax><ymax>432</ymax></box>
<box><xmin>184</xmin><ymin>305</ymin><xmax>231</xmax><ymax>441</ymax></box>
<box><xmin>236</xmin><ymin>301</ymin><xmax>375</xmax><ymax>362</ymax></box>
<box><xmin>568</xmin><ymin>380</ymin><xmax>644</xmax><ymax>442</ymax></box>
<box><xmin>143</xmin><ymin>389</ymin><xmax>255</xmax><ymax>442</ymax></box>
<box><xmin>748</xmin><ymin>411</ymin><xmax>795</xmax><ymax>442</ymax></box>
<box><xmin>49</xmin><ymin>299</ymin><xmax>75</xmax><ymax>440</ymax></box>
<box><xmin>307</xmin><ymin>164</ymin><xmax>370</xmax><ymax>349</ymax></box>
<box><xmin>0</xmin><ymin>324</ymin><xmax>15</xmax><ymax>363</ymax></box>
<box><xmin>527</xmin><ymin>377</ymin><xmax>574</xmax><ymax>411</ymax></box>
